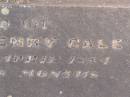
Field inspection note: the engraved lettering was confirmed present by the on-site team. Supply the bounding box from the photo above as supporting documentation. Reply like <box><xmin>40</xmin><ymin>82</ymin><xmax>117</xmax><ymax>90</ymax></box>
<box><xmin>112</xmin><ymin>39</ymin><xmax>123</xmax><ymax>49</ymax></box>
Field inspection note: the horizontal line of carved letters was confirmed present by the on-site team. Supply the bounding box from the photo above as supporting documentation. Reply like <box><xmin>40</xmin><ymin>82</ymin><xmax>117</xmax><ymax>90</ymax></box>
<box><xmin>0</xmin><ymin>69</ymin><xmax>99</xmax><ymax>79</ymax></box>
<box><xmin>0</xmin><ymin>36</ymin><xmax>123</xmax><ymax>49</ymax></box>
<box><xmin>0</xmin><ymin>55</ymin><xmax>110</xmax><ymax>65</ymax></box>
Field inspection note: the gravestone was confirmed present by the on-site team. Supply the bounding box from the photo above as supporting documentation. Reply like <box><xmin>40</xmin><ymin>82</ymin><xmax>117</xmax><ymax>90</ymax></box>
<box><xmin>0</xmin><ymin>1</ymin><xmax>130</xmax><ymax>97</ymax></box>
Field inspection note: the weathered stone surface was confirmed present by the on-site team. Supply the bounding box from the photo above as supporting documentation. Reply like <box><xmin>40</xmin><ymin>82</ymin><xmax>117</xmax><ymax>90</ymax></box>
<box><xmin>0</xmin><ymin>0</ymin><xmax>130</xmax><ymax>6</ymax></box>
<box><xmin>0</xmin><ymin>2</ymin><xmax>129</xmax><ymax>97</ymax></box>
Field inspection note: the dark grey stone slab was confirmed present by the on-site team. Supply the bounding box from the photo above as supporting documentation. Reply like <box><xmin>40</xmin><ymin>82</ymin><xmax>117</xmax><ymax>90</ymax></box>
<box><xmin>0</xmin><ymin>4</ymin><xmax>129</xmax><ymax>97</ymax></box>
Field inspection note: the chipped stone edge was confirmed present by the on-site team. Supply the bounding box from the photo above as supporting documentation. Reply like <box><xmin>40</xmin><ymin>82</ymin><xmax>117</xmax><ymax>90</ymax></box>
<box><xmin>0</xmin><ymin>3</ymin><xmax>130</xmax><ymax>8</ymax></box>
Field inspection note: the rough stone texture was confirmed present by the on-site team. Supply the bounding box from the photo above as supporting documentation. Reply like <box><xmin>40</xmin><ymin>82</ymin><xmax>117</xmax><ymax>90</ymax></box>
<box><xmin>0</xmin><ymin>0</ymin><xmax>129</xmax><ymax>97</ymax></box>
<box><xmin>0</xmin><ymin>5</ymin><xmax>129</xmax><ymax>97</ymax></box>
<box><xmin>26</xmin><ymin>0</ymin><xmax>130</xmax><ymax>6</ymax></box>
<box><xmin>0</xmin><ymin>0</ymin><xmax>130</xmax><ymax>6</ymax></box>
